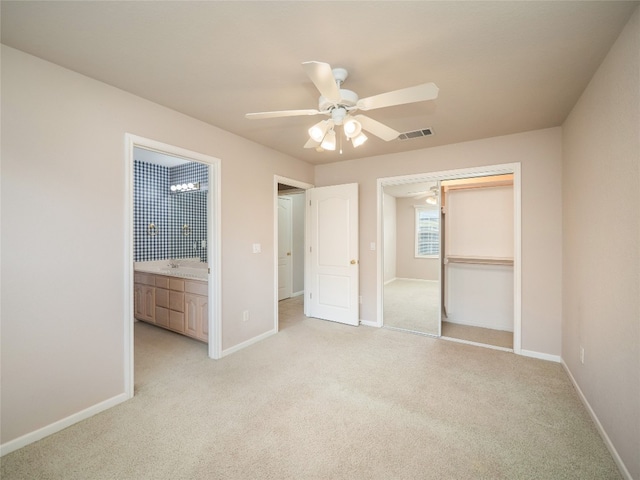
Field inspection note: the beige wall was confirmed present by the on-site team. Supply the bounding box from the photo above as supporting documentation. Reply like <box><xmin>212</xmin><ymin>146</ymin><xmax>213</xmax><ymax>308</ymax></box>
<box><xmin>562</xmin><ymin>7</ymin><xmax>639</xmax><ymax>479</ymax></box>
<box><xmin>0</xmin><ymin>46</ymin><xmax>313</xmax><ymax>445</ymax></box>
<box><xmin>315</xmin><ymin>127</ymin><xmax>563</xmax><ymax>357</ymax></box>
<box><xmin>395</xmin><ymin>196</ymin><xmax>439</xmax><ymax>280</ymax></box>
<box><xmin>382</xmin><ymin>193</ymin><xmax>397</xmax><ymax>282</ymax></box>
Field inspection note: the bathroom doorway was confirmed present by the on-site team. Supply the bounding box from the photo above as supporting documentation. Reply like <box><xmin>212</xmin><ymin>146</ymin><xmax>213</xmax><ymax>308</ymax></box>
<box><xmin>125</xmin><ymin>134</ymin><xmax>221</xmax><ymax>399</ymax></box>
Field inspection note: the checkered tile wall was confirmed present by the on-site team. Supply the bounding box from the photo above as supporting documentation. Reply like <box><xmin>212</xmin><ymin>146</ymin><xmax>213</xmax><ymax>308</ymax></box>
<box><xmin>134</xmin><ymin>160</ymin><xmax>208</xmax><ymax>263</ymax></box>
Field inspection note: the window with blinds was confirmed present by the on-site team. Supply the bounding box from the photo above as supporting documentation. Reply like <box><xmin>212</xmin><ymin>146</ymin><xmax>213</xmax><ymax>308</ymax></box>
<box><xmin>415</xmin><ymin>206</ymin><xmax>439</xmax><ymax>258</ymax></box>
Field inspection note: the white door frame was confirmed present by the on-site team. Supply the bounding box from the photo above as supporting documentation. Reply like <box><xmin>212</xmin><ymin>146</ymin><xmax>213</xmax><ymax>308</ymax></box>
<box><xmin>377</xmin><ymin>163</ymin><xmax>522</xmax><ymax>354</ymax></box>
<box><xmin>124</xmin><ymin>134</ymin><xmax>222</xmax><ymax>399</ymax></box>
<box><xmin>273</xmin><ymin>176</ymin><xmax>313</xmax><ymax>332</ymax></box>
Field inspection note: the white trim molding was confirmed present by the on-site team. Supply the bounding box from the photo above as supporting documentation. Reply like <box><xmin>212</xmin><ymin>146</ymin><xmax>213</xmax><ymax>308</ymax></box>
<box><xmin>0</xmin><ymin>393</ymin><xmax>128</xmax><ymax>457</ymax></box>
<box><xmin>124</xmin><ymin>133</ymin><xmax>223</xmax><ymax>397</ymax></box>
<box><xmin>520</xmin><ymin>349</ymin><xmax>561</xmax><ymax>363</ymax></box>
<box><xmin>273</xmin><ymin>175</ymin><xmax>314</xmax><ymax>334</ymax></box>
<box><xmin>222</xmin><ymin>329</ymin><xmax>277</xmax><ymax>357</ymax></box>
<box><xmin>562</xmin><ymin>361</ymin><xmax>632</xmax><ymax>480</ymax></box>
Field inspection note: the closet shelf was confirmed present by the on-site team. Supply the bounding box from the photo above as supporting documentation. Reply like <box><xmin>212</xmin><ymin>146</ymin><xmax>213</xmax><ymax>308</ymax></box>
<box><xmin>445</xmin><ymin>255</ymin><xmax>514</xmax><ymax>266</ymax></box>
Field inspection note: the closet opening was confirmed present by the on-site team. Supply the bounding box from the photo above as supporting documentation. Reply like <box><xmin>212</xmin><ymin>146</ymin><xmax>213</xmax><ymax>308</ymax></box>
<box><xmin>377</xmin><ymin>163</ymin><xmax>521</xmax><ymax>354</ymax></box>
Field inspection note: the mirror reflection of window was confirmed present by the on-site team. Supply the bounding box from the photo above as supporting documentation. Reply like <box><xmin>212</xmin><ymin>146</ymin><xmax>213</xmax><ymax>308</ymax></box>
<box><xmin>415</xmin><ymin>206</ymin><xmax>439</xmax><ymax>258</ymax></box>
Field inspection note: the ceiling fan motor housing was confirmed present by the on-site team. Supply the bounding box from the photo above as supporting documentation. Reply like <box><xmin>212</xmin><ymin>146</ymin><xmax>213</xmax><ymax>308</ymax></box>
<box><xmin>318</xmin><ymin>89</ymin><xmax>359</xmax><ymax>118</ymax></box>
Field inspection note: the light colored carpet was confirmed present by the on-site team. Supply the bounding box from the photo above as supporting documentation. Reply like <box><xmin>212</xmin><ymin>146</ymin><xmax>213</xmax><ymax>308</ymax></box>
<box><xmin>383</xmin><ymin>278</ymin><xmax>440</xmax><ymax>335</ymax></box>
<box><xmin>1</xmin><ymin>299</ymin><xmax>621</xmax><ymax>479</ymax></box>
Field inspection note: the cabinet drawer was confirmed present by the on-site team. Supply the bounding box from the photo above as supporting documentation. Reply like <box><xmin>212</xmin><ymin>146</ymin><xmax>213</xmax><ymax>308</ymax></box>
<box><xmin>156</xmin><ymin>288</ymin><xmax>169</xmax><ymax>308</ymax></box>
<box><xmin>185</xmin><ymin>280</ymin><xmax>208</xmax><ymax>296</ymax></box>
<box><xmin>134</xmin><ymin>273</ymin><xmax>155</xmax><ymax>286</ymax></box>
<box><xmin>155</xmin><ymin>307</ymin><xmax>169</xmax><ymax>328</ymax></box>
<box><xmin>169</xmin><ymin>310</ymin><xmax>184</xmax><ymax>333</ymax></box>
<box><xmin>169</xmin><ymin>291</ymin><xmax>184</xmax><ymax>312</ymax></box>
<box><xmin>155</xmin><ymin>276</ymin><xmax>170</xmax><ymax>289</ymax></box>
<box><xmin>169</xmin><ymin>278</ymin><xmax>184</xmax><ymax>292</ymax></box>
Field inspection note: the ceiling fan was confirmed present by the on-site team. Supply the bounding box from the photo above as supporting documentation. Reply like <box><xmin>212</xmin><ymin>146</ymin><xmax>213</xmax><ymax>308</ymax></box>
<box><xmin>408</xmin><ymin>185</ymin><xmax>440</xmax><ymax>205</ymax></box>
<box><xmin>245</xmin><ymin>61</ymin><xmax>438</xmax><ymax>151</ymax></box>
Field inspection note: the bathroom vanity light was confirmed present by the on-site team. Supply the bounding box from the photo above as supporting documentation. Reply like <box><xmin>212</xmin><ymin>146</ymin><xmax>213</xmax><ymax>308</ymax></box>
<box><xmin>170</xmin><ymin>182</ymin><xmax>200</xmax><ymax>193</ymax></box>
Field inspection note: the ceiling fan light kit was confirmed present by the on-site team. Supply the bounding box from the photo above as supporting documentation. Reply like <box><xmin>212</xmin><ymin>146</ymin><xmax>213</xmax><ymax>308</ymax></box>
<box><xmin>352</xmin><ymin>132</ymin><xmax>368</xmax><ymax>148</ymax></box>
<box><xmin>308</xmin><ymin>119</ymin><xmax>331</xmax><ymax>142</ymax></box>
<box><xmin>246</xmin><ymin>61</ymin><xmax>438</xmax><ymax>153</ymax></box>
<box><xmin>320</xmin><ymin>129</ymin><xmax>337</xmax><ymax>151</ymax></box>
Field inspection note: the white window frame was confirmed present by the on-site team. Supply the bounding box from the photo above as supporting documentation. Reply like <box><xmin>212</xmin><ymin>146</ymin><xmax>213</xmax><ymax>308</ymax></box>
<box><xmin>414</xmin><ymin>205</ymin><xmax>439</xmax><ymax>258</ymax></box>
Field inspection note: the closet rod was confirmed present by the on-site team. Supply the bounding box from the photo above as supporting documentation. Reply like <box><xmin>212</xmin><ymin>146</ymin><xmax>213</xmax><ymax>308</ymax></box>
<box><xmin>445</xmin><ymin>255</ymin><xmax>514</xmax><ymax>266</ymax></box>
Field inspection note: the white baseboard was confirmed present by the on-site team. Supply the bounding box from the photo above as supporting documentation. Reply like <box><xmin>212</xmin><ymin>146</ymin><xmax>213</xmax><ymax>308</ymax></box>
<box><xmin>0</xmin><ymin>392</ymin><xmax>129</xmax><ymax>457</ymax></box>
<box><xmin>291</xmin><ymin>290</ymin><xmax>304</xmax><ymax>297</ymax></box>
<box><xmin>519</xmin><ymin>349</ymin><xmax>561</xmax><ymax>363</ymax></box>
<box><xmin>359</xmin><ymin>319</ymin><xmax>379</xmax><ymax>328</ymax></box>
<box><xmin>221</xmin><ymin>328</ymin><xmax>276</xmax><ymax>357</ymax></box>
<box><xmin>440</xmin><ymin>335</ymin><xmax>513</xmax><ymax>353</ymax></box>
<box><xmin>395</xmin><ymin>277</ymin><xmax>439</xmax><ymax>283</ymax></box>
<box><xmin>561</xmin><ymin>360</ymin><xmax>632</xmax><ymax>480</ymax></box>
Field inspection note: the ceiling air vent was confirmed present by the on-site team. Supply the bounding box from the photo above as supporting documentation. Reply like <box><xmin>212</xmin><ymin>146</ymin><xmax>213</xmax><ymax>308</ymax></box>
<box><xmin>398</xmin><ymin>128</ymin><xmax>433</xmax><ymax>141</ymax></box>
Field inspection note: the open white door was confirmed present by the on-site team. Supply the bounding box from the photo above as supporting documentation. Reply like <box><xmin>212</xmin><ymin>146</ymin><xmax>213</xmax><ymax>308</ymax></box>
<box><xmin>307</xmin><ymin>183</ymin><xmax>359</xmax><ymax>326</ymax></box>
<box><xmin>278</xmin><ymin>196</ymin><xmax>293</xmax><ymax>301</ymax></box>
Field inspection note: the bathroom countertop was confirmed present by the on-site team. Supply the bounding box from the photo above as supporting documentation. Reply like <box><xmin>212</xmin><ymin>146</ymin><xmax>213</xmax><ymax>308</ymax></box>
<box><xmin>134</xmin><ymin>260</ymin><xmax>208</xmax><ymax>281</ymax></box>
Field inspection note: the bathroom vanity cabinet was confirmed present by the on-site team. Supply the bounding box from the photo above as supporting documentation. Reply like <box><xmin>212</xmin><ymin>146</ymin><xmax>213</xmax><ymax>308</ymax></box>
<box><xmin>134</xmin><ymin>272</ymin><xmax>208</xmax><ymax>342</ymax></box>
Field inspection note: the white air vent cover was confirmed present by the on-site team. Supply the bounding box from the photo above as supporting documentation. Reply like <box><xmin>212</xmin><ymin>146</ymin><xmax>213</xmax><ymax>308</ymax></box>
<box><xmin>398</xmin><ymin>128</ymin><xmax>433</xmax><ymax>140</ymax></box>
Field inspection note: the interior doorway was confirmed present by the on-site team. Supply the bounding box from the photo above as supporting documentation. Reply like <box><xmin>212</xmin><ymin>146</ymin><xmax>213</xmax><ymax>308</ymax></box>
<box><xmin>377</xmin><ymin>163</ymin><xmax>521</xmax><ymax>354</ymax></box>
<box><xmin>124</xmin><ymin>134</ymin><xmax>221</xmax><ymax>399</ymax></box>
<box><xmin>274</xmin><ymin>176</ymin><xmax>313</xmax><ymax>332</ymax></box>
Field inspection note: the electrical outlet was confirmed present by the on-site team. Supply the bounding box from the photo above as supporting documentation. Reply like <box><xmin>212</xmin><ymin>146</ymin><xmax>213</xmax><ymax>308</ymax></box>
<box><xmin>242</xmin><ymin>310</ymin><xmax>250</xmax><ymax>322</ymax></box>
<box><xmin>580</xmin><ymin>346</ymin><xmax>585</xmax><ymax>364</ymax></box>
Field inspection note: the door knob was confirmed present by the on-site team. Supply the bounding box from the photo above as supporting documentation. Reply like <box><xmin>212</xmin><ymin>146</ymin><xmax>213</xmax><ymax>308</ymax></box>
<box><xmin>350</xmin><ymin>259</ymin><xmax>357</xmax><ymax>265</ymax></box>
<box><xmin>287</xmin><ymin>252</ymin><xmax>291</xmax><ymax>256</ymax></box>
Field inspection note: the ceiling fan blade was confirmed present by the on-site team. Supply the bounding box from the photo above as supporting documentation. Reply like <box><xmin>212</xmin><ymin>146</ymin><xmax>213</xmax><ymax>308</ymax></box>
<box><xmin>354</xmin><ymin>115</ymin><xmax>400</xmax><ymax>141</ymax></box>
<box><xmin>304</xmin><ymin>138</ymin><xmax>321</xmax><ymax>149</ymax></box>
<box><xmin>357</xmin><ymin>82</ymin><xmax>439</xmax><ymax>111</ymax></box>
<box><xmin>246</xmin><ymin>109</ymin><xmax>320</xmax><ymax>120</ymax></box>
<box><xmin>302</xmin><ymin>61</ymin><xmax>341</xmax><ymax>103</ymax></box>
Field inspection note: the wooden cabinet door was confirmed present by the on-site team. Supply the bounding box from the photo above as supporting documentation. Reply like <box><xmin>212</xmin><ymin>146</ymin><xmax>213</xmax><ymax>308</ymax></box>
<box><xmin>155</xmin><ymin>306</ymin><xmax>169</xmax><ymax>328</ymax></box>
<box><xmin>134</xmin><ymin>284</ymin><xmax>144</xmax><ymax>320</ymax></box>
<box><xmin>142</xmin><ymin>285</ymin><xmax>155</xmax><ymax>323</ymax></box>
<box><xmin>135</xmin><ymin>284</ymin><xmax>155</xmax><ymax>323</ymax></box>
<box><xmin>184</xmin><ymin>294</ymin><xmax>198</xmax><ymax>338</ymax></box>
<box><xmin>169</xmin><ymin>310</ymin><xmax>184</xmax><ymax>333</ymax></box>
<box><xmin>197</xmin><ymin>295</ymin><xmax>209</xmax><ymax>342</ymax></box>
<box><xmin>155</xmin><ymin>288</ymin><xmax>169</xmax><ymax>309</ymax></box>
<box><xmin>185</xmin><ymin>293</ymin><xmax>208</xmax><ymax>342</ymax></box>
<box><xmin>169</xmin><ymin>291</ymin><xmax>184</xmax><ymax>312</ymax></box>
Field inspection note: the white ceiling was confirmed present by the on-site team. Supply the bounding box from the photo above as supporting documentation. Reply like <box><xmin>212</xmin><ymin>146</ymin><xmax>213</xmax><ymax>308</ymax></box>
<box><xmin>2</xmin><ymin>1</ymin><xmax>637</xmax><ymax>165</ymax></box>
